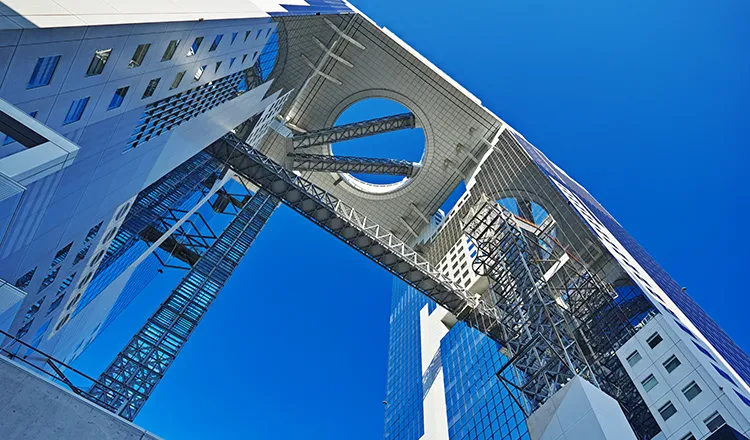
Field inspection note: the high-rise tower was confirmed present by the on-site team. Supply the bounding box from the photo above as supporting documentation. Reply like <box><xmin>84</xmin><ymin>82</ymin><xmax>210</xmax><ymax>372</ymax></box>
<box><xmin>0</xmin><ymin>2</ymin><xmax>747</xmax><ymax>439</ymax></box>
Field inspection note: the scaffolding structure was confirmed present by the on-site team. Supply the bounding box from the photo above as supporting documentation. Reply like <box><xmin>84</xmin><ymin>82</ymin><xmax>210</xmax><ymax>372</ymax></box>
<box><xmin>86</xmin><ymin>188</ymin><xmax>277</xmax><ymax>421</ymax></box>
<box><xmin>463</xmin><ymin>196</ymin><xmax>660</xmax><ymax>437</ymax></box>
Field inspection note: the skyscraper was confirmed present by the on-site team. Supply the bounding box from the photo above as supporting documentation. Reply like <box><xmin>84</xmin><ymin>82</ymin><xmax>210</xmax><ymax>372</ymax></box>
<box><xmin>0</xmin><ymin>2</ymin><xmax>748</xmax><ymax>439</ymax></box>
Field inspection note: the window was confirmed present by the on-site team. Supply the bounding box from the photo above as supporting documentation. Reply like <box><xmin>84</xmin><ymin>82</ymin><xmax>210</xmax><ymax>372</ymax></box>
<box><xmin>27</xmin><ymin>55</ymin><xmax>61</xmax><ymax>89</ymax></box>
<box><xmin>679</xmin><ymin>433</ymin><xmax>696</xmax><ymax>440</ymax></box>
<box><xmin>170</xmin><ymin>71</ymin><xmax>186</xmax><ymax>89</ymax></box>
<box><xmin>663</xmin><ymin>355</ymin><xmax>681</xmax><ymax>373</ymax></box>
<box><xmin>188</xmin><ymin>37</ymin><xmax>204</xmax><ymax>57</ymax></box>
<box><xmin>704</xmin><ymin>411</ymin><xmax>726</xmax><ymax>432</ymax></box>
<box><xmin>230</xmin><ymin>32</ymin><xmax>238</xmax><ymax>45</ymax></box>
<box><xmin>266</xmin><ymin>28</ymin><xmax>272</xmax><ymax>38</ymax></box>
<box><xmin>244</xmin><ymin>30</ymin><xmax>251</xmax><ymax>42</ymax></box>
<box><xmin>647</xmin><ymin>332</ymin><xmax>663</xmax><ymax>349</ymax></box>
<box><xmin>214</xmin><ymin>61</ymin><xmax>222</xmax><ymax>73</ymax></box>
<box><xmin>626</xmin><ymin>350</ymin><xmax>642</xmax><ymax>367</ymax></box>
<box><xmin>229</xmin><ymin>57</ymin><xmax>236</xmax><ymax>69</ymax></box>
<box><xmin>55</xmin><ymin>314</ymin><xmax>70</xmax><ymax>331</ymax></box>
<box><xmin>641</xmin><ymin>374</ymin><xmax>658</xmax><ymax>392</ymax></box>
<box><xmin>256</xmin><ymin>29</ymin><xmax>262</xmax><ymax>39</ymax></box>
<box><xmin>77</xmin><ymin>272</ymin><xmax>93</xmax><ymax>290</ymax></box>
<box><xmin>128</xmin><ymin>43</ymin><xmax>150</xmax><ymax>68</ymax></box>
<box><xmin>142</xmin><ymin>78</ymin><xmax>160</xmax><ymax>98</ymax></box>
<box><xmin>63</xmin><ymin>97</ymin><xmax>89</xmax><ymax>125</ymax></box>
<box><xmin>85</xmin><ymin>48</ymin><xmax>112</xmax><ymax>77</ymax></box>
<box><xmin>52</xmin><ymin>243</ymin><xmax>73</xmax><ymax>266</ymax></box>
<box><xmin>241</xmin><ymin>54</ymin><xmax>248</xmax><ymax>64</ymax></box>
<box><xmin>108</xmin><ymin>86</ymin><xmax>129</xmax><ymax>110</ymax></box>
<box><xmin>193</xmin><ymin>65</ymin><xmax>206</xmax><ymax>81</ymax></box>
<box><xmin>681</xmin><ymin>381</ymin><xmax>702</xmax><ymax>401</ymax></box>
<box><xmin>712</xmin><ymin>364</ymin><xmax>738</xmax><ymax>386</ymax></box>
<box><xmin>14</xmin><ymin>267</ymin><xmax>37</xmax><ymax>289</ymax></box>
<box><xmin>209</xmin><ymin>34</ymin><xmax>223</xmax><ymax>52</ymax></box>
<box><xmin>253</xmin><ymin>51</ymin><xmax>258</xmax><ymax>62</ymax></box>
<box><xmin>162</xmin><ymin>39</ymin><xmax>180</xmax><ymax>61</ymax></box>
<box><xmin>658</xmin><ymin>401</ymin><xmax>677</xmax><ymax>421</ymax></box>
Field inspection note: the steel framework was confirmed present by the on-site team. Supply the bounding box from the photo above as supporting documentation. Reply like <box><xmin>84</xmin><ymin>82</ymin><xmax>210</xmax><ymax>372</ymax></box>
<box><xmin>208</xmin><ymin>134</ymin><xmax>505</xmax><ymax>342</ymax></box>
<box><xmin>292</xmin><ymin>112</ymin><xmax>416</xmax><ymax>149</ymax></box>
<box><xmin>87</xmin><ymin>189</ymin><xmax>277</xmax><ymax>421</ymax></box>
<box><xmin>463</xmin><ymin>196</ymin><xmax>659</xmax><ymax>437</ymax></box>
<box><xmin>290</xmin><ymin>153</ymin><xmax>419</xmax><ymax>177</ymax></box>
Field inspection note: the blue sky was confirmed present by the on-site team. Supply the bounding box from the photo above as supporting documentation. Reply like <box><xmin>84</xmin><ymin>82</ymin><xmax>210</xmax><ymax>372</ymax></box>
<box><xmin>74</xmin><ymin>0</ymin><xmax>750</xmax><ymax>438</ymax></box>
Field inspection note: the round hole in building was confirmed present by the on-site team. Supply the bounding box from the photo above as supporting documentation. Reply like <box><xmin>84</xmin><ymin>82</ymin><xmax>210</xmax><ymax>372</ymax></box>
<box><xmin>329</xmin><ymin>98</ymin><xmax>425</xmax><ymax>192</ymax></box>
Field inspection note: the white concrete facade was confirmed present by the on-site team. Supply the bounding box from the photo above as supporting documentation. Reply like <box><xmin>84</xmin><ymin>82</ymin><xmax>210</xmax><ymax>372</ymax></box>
<box><xmin>616</xmin><ymin>315</ymin><xmax>750</xmax><ymax>440</ymax></box>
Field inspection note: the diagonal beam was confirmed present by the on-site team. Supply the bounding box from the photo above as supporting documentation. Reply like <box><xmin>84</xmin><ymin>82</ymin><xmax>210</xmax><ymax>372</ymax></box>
<box><xmin>292</xmin><ymin>112</ymin><xmax>416</xmax><ymax>149</ymax></box>
<box><xmin>290</xmin><ymin>153</ymin><xmax>419</xmax><ymax>177</ymax></box>
<box><xmin>207</xmin><ymin>134</ymin><xmax>506</xmax><ymax>345</ymax></box>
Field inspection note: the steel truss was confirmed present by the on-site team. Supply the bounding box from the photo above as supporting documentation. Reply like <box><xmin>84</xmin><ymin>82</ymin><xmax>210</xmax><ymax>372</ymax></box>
<box><xmin>87</xmin><ymin>189</ymin><xmax>277</xmax><ymax>421</ymax></box>
<box><xmin>290</xmin><ymin>153</ymin><xmax>419</xmax><ymax>177</ymax></box>
<box><xmin>207</xmin><ymin>134</ymin><xmax>505</xmax><ymax>342</ymax></box>
<box><xmin>464</xmin><ymin>196</ymin><xmax>655</xmax><ymax>420</ymax></box>
<box><xmin>292</xmin><ymin>112</ymin><xmax>416</xmax><ymax>149</ymax></box>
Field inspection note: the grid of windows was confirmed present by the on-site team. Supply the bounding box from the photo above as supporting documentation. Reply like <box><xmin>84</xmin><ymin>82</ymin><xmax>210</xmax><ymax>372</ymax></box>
<box><xmin>27</xmin><ymin>56</ymin><xmax>61</xmax><ymax>89</ymax></box>
<box><xmin>442</xmin><ymin>323</ymin><xmax>529</xmax><ymax>440</ymax></box>
<box><xmin>125</xmin><ymin>69</ymin><xmax>249</xmax><ymax>151</ymax></box>
<box><xmin>384</xmin><ymin>281</ymin><xmax>427</xmax><ymax>440</ymax></box>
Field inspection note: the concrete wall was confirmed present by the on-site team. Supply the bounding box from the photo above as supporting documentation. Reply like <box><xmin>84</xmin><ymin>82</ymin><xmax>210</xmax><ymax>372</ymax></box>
<box><xmin>0</xmin><ymin>356</ymin><xmax>160</xmax><ymax>439</ymax></box>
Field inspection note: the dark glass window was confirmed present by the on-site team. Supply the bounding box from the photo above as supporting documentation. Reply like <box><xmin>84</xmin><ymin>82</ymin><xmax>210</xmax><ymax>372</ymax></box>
<box><xmin>641</xmin><ymin>374</ymin><xmax>658</xmax><ymax>392</ymax></box>
<box><xmin>128</xmin><ymin>44</ymin><xmax>150</xmax><ymax>68</ymax></box>
<box><xmin>108</xmin><ymin>86</ymin><xmax>129</xmax><ymax>110</ymax></box>
<box><xmin>162</xmin><ymin>39</ymin><xmax>180</xmax><ymax>61</ymax></box>
<box><xmin>27</xmin><ymin>56</ymin><xmax>61</xmax><ymax>89</ymax></box>
<box><xmin>86</xmin><ymin>49</ymin><xmax>112</xmax><ymax>76</ymax></box>
<box><xmin>682</xmin><ymin>381</ymin><xmax>701</xmax><ymax>401</ymax></box>
<box><xmin>663</xmin><ymin>355</ymin><xmax>681</xmax><ymax>373</ymax></box>
<box><xmin>230</xmin><ymin>32</ymin><xmax>238</xmax><ymax>45</ymax></box>
<box><xmin>214</xmin><ymin>61</ymin><xmax>222</xmax><ymax>73</ymax></box>
<box><xmin>704</xmin><ymin>412</ymin><xmax>726</xmax><ymax>432</ymax></box>
<box><xmin>647</xmin><ymin>332</ymin><xmax>663</xmax><ymax>349</ymax></box>
<box><xmin>170</xmin><ymin>71</ymin><xmax>186</xmax><ymax>89</ymax></box>
<box><xmin>658</xmin><ymin>401</ymin><xmax>677</xmax><ymax>421</ymax></box>
<box><xmin>142</xmin><ymin>78</ymin><xmax>160</xmax><ymax>99</ymax></box>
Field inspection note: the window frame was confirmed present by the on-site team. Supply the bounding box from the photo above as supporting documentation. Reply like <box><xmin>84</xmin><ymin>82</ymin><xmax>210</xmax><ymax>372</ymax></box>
<box><xmin>170</xmin><ymin>71</ymin><xmax>186</xmax><ymax>90</ymax></box>
<box><xmin>161</xmin><ymin>39</ymin><xmax>181</xmax><ymax>62</ymax></box>
<box><xmin>63</xmin><ymin>97</ymin><xmax>90</xmax><ymax>125</ymax></box>
<box><xmin>663</xmin><ymin>355</ymin><xmax>681</xmax><ymax>373</ymax></box>
<box><xmin>128</xmin><ymin>43</ymin><xmax>151</xmax><ymax>68</ymax></box>
<box><xmin>641</xmin><ymin>374</ymin><xmax>659</xmax><ymax>392</ymax></box>
<box><xmin>209</xmin><ymin>34</ymin><xmax>223</xmax><ymax>52</ymax></box>
<box><xmin>85</xmin><ymin>48</ymin><xmax>113</xmax><ymax>77</ymax></box>
<box><xmin>657</xmin><ymin>401</ymin><xmax>677</xmax><ymax>421</ymax></box>
<box><xmin>107</xmin><ymin>86</ymin><xmax>130</xmax><ymax>110</ymax></box>
<box><xmin>142</xmin><ymin>78</ymin><xmax>160</xmax><ymax>99</ymax></box>
<box><xmin>27</xmin><ymin>55</ymin><xmax>62</xmax><ymax>89</ymax></box>
<box><xmin>681</xmin><ymin>381</ymin><xmax>702</xmax><ymax>401</ymax></box>
<box><xmin>646</xmin><ymin>332</ymin><xmax>663</xmax><ymax>349</ymax></box>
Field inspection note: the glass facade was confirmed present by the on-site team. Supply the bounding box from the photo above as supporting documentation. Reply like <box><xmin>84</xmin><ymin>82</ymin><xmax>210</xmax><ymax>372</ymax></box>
<box><xmin>384</xmin><ymin>279</ymin><xmax>529</xmax><ymax>440</ymax></box>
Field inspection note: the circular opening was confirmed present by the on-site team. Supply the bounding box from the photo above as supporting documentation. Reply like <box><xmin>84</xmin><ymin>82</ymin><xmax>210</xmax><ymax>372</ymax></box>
<box><xmin>498</xmin><ymin>197</ymin><xmax>555</xmax><ymax>234</ymax></box>
<box><xmin>331</xmin><ymin>98</ymin><xmax>425</xmax><ymax>188</ymax></box>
